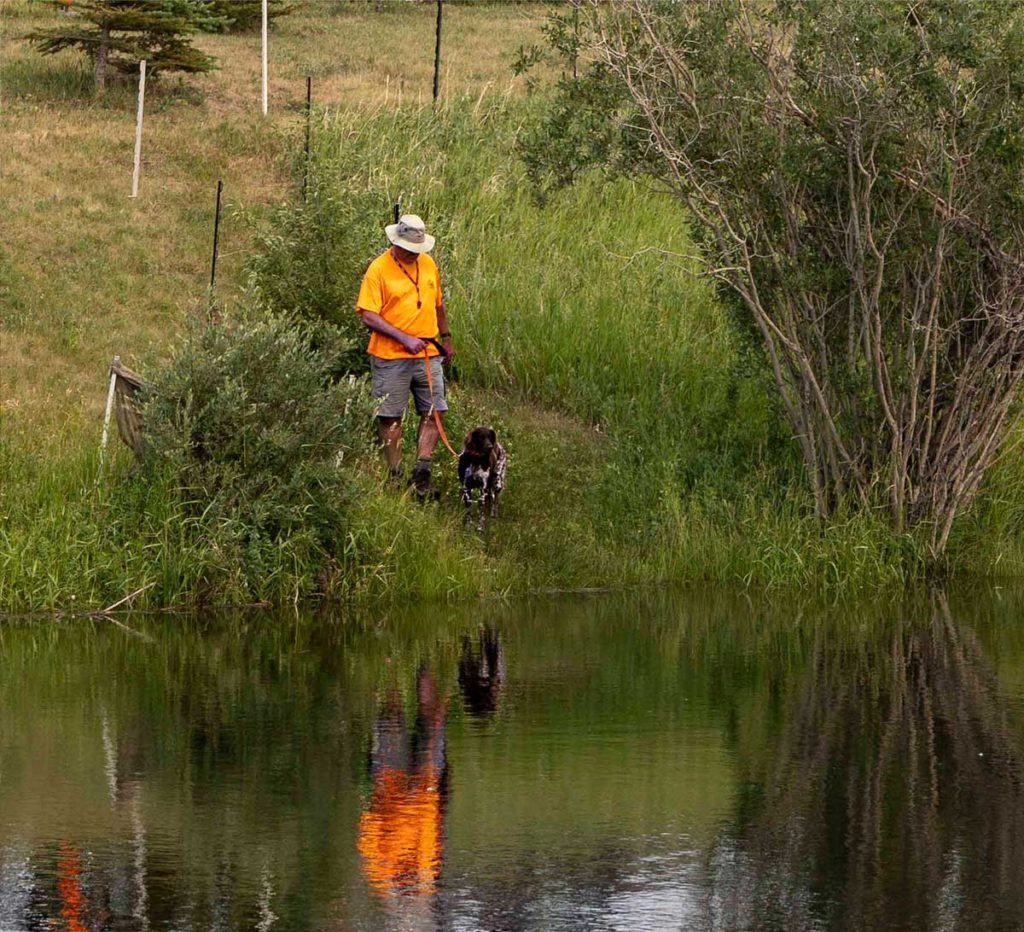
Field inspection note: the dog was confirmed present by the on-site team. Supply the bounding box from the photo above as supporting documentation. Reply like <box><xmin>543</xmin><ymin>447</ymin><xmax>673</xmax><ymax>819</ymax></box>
<box><xmin>458</xmin><ymin>426</ymin><xmax>506</xmax><ymax>532</ymax></box>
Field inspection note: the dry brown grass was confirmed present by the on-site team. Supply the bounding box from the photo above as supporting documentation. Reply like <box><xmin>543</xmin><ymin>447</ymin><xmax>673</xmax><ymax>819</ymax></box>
<box><xmin>0</xmin><ymin>0</ymin><xmax>549</xmax><ymax>452</ymax></box>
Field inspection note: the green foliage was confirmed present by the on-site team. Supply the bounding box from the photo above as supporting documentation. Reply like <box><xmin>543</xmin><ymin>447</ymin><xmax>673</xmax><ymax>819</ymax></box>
<box><xmin>11</xmin><ymin>92</ymin><xmax>1024</xmax><ymax>611</ymax></box>
<box><xmin>247</xmin><ymin>177</ymin><xmax>384</xmax><ymax>372</ymax></box>
<box><xmin>248</xmin><ymin>99</ymin><xmax>865</xmax><ymax>592</ymax></box>
<box><xmin>250</xmin><ymin>99</ymin><xmax>786</xmax><ymax>496</ymax></box>
<box><xmin>24</xmin><ymin>0</ymin><xmax>222</xmax><ymax>85</ymax></box>
<box><xmin>200</xmin><ymin>0</ymin><xmax>293</xmax><ymax>33</ymax></box>
<box><xmin>138</xmin><ymin>313</ymin><xmax>372</xmax><ymax>597</ymax></box>
<box><xmin>523</xmin><ymin>0</ymin><xmax>1024</xmax><ymax>550</ymax></box>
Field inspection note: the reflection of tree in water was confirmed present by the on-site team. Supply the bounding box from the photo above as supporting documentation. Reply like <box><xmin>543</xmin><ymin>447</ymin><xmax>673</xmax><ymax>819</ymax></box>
<box><xmin>0</xmin><ymin>615</ymin><xmax>343</xmax><ymax>931</ymax></box>
<box><xmin>708</xmin><ymin>595</ymin><xmax>1024</xmax><ymax>931</ymax></box>
<box><xmin>11</xmin><ymin>593</ymin><xmax>1024</xmax><ymax>930</ymax></box>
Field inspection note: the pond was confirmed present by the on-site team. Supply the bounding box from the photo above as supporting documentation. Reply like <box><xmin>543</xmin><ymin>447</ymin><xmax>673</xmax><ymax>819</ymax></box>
<box><xmin>2</xmin><ymin>586</ymin><xmax>1024</xmax><ymax>930</ymax></box>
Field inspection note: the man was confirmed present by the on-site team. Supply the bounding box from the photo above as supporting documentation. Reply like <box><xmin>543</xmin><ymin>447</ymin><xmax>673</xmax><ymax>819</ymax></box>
<box><xmin>356</xmin><ymin>214</ymin><xmax>453</xmax><ymax>500</ymax></box>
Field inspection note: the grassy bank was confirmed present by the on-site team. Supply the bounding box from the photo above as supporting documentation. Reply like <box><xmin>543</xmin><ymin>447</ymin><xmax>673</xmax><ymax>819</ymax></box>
<box><xmin>4</xmin><ymin>3</ymin><xmax>1024</xmax><ymax>612</ymax></box>
<box><xmin>0</xmin><ymin>0</ymin><xmax>549</xmax><ymax>451</ymax></box>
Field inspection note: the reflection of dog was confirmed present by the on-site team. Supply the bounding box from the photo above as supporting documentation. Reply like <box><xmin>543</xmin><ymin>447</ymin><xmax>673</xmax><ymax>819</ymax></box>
<box><xmin>458</xmin><ymin>427</ymin><xmax>506</xmax><ymax>531</ymax></box>
<box><xmin>458</xmin><ymin>628</ymin><xmax>505</xmax><ymax>717</ymax></box>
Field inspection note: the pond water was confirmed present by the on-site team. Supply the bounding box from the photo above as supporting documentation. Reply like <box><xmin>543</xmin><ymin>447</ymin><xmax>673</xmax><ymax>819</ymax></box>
<box><xmin>2</xmin><ymin>587</ymin><xmax>1024</xmax><ymax>930</ymax></box>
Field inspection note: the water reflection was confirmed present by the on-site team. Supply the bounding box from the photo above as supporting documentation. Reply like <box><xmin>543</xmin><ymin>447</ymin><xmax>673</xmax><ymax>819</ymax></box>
<box><xmin>0</xmin><ymin>590</ymin><xmax>1022</xmax><ymax>929</ymax></box>
<box><xmin>359</xmin><ymin>667</ymin><xmax>449</xmax><ymax>899</ymax></box>
<box><xmin>357</xmin><ymin>627</ymin><xmax>505</xmax><ymax>911</ymax></box>
<box><xmin>100</xmin><ymin>712</ymin><xmax>149</xmax><ymax>929</ymax></box>
<box><xmin>707</xmin><ymin>593</ymin><xmax>1024</xmax><ymax>932</ymax></box>
<box><xmin>56</xmin><ymin>841</ymin><xmax>87</xmax><ymax>932</ymax></box>
<box><xmin>458</xmin><ymin>627</ymin><xmax>505</xmax><ymax>719</ymax></box>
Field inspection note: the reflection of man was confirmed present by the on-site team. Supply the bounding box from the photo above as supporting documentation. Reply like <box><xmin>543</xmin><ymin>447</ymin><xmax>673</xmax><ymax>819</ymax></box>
<box><xmin>57</xmin><ymin>840</ymin><xmax>88</xmax><ymax>932</ymax></box>
<box><xmin>357</xmin><ymin>668</ymin><xmax>448</xmax><ymax>897</ymax></box>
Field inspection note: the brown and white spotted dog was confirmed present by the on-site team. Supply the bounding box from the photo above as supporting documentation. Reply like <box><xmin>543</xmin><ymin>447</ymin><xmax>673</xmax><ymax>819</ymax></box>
<box><xmin>458</xmin><ymin>426</ymin><xmax>506</xmax><ymax>531</ymax></box>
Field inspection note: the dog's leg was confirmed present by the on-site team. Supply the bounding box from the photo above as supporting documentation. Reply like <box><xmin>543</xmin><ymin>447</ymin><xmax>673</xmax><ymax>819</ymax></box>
<box><xmin>491</xmin><ymin>450</ymin><xmax>506</xmax><ymax>520</ymax></box>
<box><xmin>477</xmin><ymin>489</ymin><xmax>487</xmax><ymax>533</ymax></box>
<box><xmin>461</xmin><ymin>476</ymin><xmax>473</xmax><ymax>526</ymax></box>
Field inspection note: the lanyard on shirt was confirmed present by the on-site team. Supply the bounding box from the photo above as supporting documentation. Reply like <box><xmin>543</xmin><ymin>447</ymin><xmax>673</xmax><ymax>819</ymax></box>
<box><xmin>393</xmin><ymin>252</ymin><xmax>422</xmax><ymax>309</ymax></box>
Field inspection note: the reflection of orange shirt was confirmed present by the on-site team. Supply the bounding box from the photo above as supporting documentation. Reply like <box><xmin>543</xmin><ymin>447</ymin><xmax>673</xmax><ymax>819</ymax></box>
<box><xmin>357</xmin><ymin>764</ymin><xmax>443</xmax><ymax>895</ymax></box>
<box><xmin>57</xmin><ymin>841</ymin><xmax>88</xmax><ymax>932</ymax></box>
<box><xmin>356</xmin><ymin>250</ymin><xmax>443</xmax><ymax>360</ymax></box>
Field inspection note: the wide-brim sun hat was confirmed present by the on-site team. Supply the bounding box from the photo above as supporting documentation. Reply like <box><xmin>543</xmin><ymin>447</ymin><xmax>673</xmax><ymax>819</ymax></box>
<box><xmin>385</xmin><ymin>213</ymin><xmax>435</xmax><ymax>254</ymax></box>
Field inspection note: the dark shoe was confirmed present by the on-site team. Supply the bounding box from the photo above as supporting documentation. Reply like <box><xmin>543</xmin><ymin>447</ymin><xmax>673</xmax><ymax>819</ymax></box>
<box><xmin>411</xmin><ymin>460</ymin><xmax>439</xmax><ymax>503</ymax></box>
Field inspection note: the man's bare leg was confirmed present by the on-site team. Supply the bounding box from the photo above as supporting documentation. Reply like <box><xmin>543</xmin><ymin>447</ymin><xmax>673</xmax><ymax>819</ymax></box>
<box><xmin>412</xmin><ymin>414</ymin><xmax>442</xmax><ymax>500</ymax></box>
<box><xmin>377</xmin><ymin>416</ymin><xmax>404</xmax><ymax>477</ymax></box>
<box><xmin>417</xmin><ymin>413</ymin><xmax>441</xmax><ymax>460</ymax></box>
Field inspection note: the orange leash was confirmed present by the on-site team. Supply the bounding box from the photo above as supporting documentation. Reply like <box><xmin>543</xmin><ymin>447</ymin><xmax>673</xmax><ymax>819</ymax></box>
<box><xmin>423</xmin><ymin>349</ymin><xmax>459</xmax><ymax>458</ymax></box>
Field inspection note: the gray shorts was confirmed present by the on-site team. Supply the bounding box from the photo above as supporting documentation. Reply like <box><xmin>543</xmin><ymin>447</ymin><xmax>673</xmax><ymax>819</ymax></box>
<box><xmin>370</xmin><ymin>355</ymin><xmax>448</xmax><ymax>418</ymax></box>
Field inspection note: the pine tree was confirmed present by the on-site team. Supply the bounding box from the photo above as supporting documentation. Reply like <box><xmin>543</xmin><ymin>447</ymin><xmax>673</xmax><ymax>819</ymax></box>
<box><xmin>201</xmin><ymin>1</ymin><xmax>293</xmax><ymax>34</ymax></box>
<box><xmin>25</xmin><ymin>1</ymin><xmax>224</xmax><ymax>90</ymax></box>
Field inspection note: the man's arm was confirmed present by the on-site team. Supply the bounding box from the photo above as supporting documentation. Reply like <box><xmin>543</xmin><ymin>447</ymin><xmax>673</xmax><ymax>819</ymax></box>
<box><xmin>359</xmin><ymin>310</ymin><xmax>427</xmax><ymax>355</ymax></box>
<box><xmin>436</xmin><ymin>304</ymin><xmax>453</xmax><ymax>359</ymax></box>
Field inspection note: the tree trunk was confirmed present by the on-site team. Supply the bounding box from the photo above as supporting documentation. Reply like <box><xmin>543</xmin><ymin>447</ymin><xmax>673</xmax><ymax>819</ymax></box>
<box><xmin>95</xmin><ymin>23</ymin><xmax>110</xmax><ymax>91</ymax></box>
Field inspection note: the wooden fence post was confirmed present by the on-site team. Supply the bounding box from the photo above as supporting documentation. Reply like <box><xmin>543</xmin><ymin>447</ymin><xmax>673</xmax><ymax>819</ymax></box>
<box><xmin>130</xmin><ymin>60</ymin><xmax>146</xmax><ymax>198</ymax></box>
<box><xmin>99</xmin><ymin>356</ymin><xmax>119</xmax><ymax>470</ymax></box>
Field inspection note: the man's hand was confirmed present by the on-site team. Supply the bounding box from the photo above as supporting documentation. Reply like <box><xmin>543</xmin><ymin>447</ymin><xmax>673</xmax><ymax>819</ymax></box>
<box><xmin>441</xmin><ymin>337</ymin><xmax>454</xmax><ymax>361</ymax></box>
<box><xmin>359</xmin><ymin>311</ymin><xmax>432</xmax><ymax>356</ymax></box>
<box><xmin>402</xmin><ymin>335</ymin><xmax>428</xmax><ymax>355</ymax></box>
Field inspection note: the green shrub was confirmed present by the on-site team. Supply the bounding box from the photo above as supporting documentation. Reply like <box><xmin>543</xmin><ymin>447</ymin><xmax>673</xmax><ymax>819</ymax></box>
<box><xmin>247</xmin><ymin>180</ymin><xmax>384</xmax><ymax>373</ymax></box>
<box><xmin>140</xmin><ymin>313</ymin><xmax>372</xmax><ymax>595</ymax></box>
<box><xmin>248</xmin><ymin>99</ymin><xmax>787</xmax><ymax>529</ymax></box>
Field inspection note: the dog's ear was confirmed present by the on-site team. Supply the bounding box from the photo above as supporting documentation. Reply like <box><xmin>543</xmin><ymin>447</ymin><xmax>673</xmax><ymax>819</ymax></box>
<box><xmin>462</xmin><ymin>430</ymin><xmax>474</xmax><ymax>451</ymax></box>
<box><xmin>487</xmin><ymin>428</ymin><xmax>498</xmax><ymax>444</ymax></box>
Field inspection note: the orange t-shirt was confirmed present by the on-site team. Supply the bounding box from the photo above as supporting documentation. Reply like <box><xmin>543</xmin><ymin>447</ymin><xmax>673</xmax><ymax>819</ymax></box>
<box><xmin>356</xmin><ymin>249</ymin><xmax>443</xmax><ymax>360</ymax></box>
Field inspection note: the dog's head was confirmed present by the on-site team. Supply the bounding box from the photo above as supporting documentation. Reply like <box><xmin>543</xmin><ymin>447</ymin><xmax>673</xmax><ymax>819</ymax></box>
<box><xmin>462</xmin><ymin>426</ymin><xmax>499</xmax><ymax>463</ymax></box>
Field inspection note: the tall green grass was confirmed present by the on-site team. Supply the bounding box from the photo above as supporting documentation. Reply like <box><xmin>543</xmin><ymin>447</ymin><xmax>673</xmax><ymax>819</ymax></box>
<box><xmin>5</xmin><ymin>95</ymin><xmax>1024</xmax><ymax>611</ymax></box>
<box><xmin>0</xmin><ymin>393</ymin><xmax>642</xmax><ymax>611</ymax></box>
<box><xmin>304</xmin><ymin>99</ymin><xmax>780</xmax><ymax>481</ymax></box>
<box><xmin>285</xmin><ymin>96</ymin><xmax>1024</xmax><ymax>592</ymax></box>
<box><xmin>267</xmin><ymin>99</ymin><xmax>791</xmax><ymax>523</ymax></box>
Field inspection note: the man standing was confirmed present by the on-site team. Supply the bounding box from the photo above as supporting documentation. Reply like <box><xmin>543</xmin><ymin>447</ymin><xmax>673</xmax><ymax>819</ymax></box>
<box><xmin>356</xmin><ymin>214</ymin><xmax>453</xmax><ymax>500</ymax></box>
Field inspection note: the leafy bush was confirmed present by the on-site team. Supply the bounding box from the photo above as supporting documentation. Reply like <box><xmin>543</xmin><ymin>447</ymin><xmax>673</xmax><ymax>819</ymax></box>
<box><xmin>247</xmin><ymin>180</ymin><xmax>384</xmax><ymax>373</ymax></box>
<box><xmin>526</xmin><ymin>1</ymin><xmax>1024</xmax><ymax>556</ymax></box>
<box><xmin>140</xmin><ymin>313</ymin><xmax>372</xmax><ymax>594</ymax></box>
